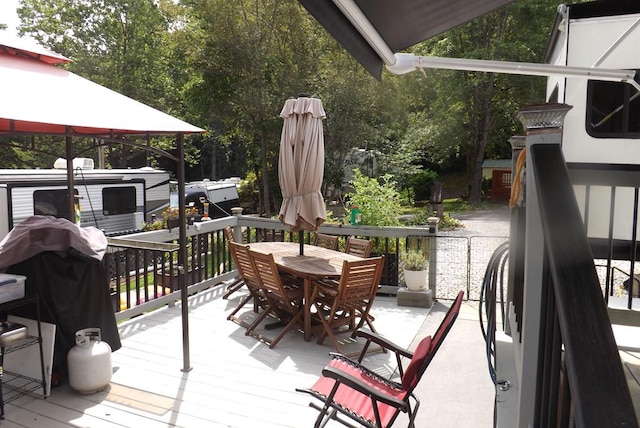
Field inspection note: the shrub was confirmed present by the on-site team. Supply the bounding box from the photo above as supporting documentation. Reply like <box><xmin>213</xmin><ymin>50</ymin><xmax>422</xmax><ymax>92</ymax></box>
<box><xmin>346</xmin><ymin>170</ymin><xmax>402</xmax><ymax>227</ymax></box>
<box><xmin>401</xmin><ymin>250</ymin><xmax>429</xmax><ymax>271</ymax></box>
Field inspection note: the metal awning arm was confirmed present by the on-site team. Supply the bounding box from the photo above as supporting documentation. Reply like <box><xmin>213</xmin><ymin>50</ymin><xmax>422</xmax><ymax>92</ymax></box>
<box><xmin>387</xmin><ymin>53</ymin><xmax>640</xmax><ymax>92</ymax></box>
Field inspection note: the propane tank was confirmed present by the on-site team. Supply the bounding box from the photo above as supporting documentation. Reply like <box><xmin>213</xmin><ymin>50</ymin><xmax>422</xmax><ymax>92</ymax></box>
<box><xmin>67</xmin><ymin>328</ymin><xmax>112</xmax><ymax>394</ymax></box>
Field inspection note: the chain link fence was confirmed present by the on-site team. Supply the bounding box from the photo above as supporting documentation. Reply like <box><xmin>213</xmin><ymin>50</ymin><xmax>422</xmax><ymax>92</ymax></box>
<box><xmin>433</xmin><ymin>235</ymin><xmax>509</xmax><ymax>301</ymax></box>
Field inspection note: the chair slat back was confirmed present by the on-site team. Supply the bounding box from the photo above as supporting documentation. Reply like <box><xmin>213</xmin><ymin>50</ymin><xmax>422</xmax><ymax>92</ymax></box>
<box><xmin>401</xmin><ymin>290</ymin><xmax>464</xmax><ymax>391</ymax></box>
<box><xmin>336</xmin><ymin>256</ymin><xmax>384</xmax><ymax>304</ymax></box>
<box><xmin>248</xmin><ymin>250</ymin><xmax>290</xmax><ymax>302</ymax></box>
<box><xmin>228</xmin><ymin>241</ymin><xmax>259</xmax><ymax>285</ymax></box>
<box><xmin>314</xmin><ymin>233</ymin><xmax>339</xmax><ymax>251</ymax></box>
<box><xmin>345</xmin><ymin>237</ymin><xmax>373</xmax><ymax>258</ymax></box>
<box><xmin>224</xmin><ymin>225</ymin><xmax>236</xmax><ymax>243</ymax></box>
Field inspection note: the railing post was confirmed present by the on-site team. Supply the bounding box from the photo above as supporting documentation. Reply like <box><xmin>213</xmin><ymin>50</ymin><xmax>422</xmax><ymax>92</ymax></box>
<box><xmin>231</xmin><ymin>207</ymin><xmax>243</xmax><ymax>242</ymax></box>
<box><xmin>513</xmin><ymin>103</ymin><xmax>572</xmax><ymax>427</ymax></box>
<box><xmin>427</xmin><ymin>217</ymin><xmax>438</xmax><ymax>296</ymax></box>
<box><xmin>506</xmin><ymin>135</ymin><xmax>525</xmax><ymax>336</ymax></box>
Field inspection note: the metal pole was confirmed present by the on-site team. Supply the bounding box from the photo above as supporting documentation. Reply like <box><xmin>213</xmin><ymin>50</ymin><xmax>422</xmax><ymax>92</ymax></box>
<box><xmin>65</xmin><ymin>130</ymin><xmax>75</xmax><ymax>222</ymax></box>
<box><xmin>299</xmin><ymin>231</ymin><xmax>304</xmax><ymax>255</ymax></box>
<box><xmin>177</xmin><ymin>132</ymin><xmax>192</xmax><ymax>372</ymax></box>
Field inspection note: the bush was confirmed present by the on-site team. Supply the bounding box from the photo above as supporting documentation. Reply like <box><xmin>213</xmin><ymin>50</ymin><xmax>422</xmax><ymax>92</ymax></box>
<box><xmin>346</xmin><ymin>170</ymin><xmax>402</xmax><ymax>227</ymax></box>
<box><xmin>408</xmin><ymin>169</ymin><xmax>438</xmax><ymax>202</ymax></box>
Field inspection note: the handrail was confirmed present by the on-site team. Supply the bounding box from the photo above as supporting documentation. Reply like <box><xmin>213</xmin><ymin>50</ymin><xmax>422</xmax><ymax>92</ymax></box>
<box><xmin>530</xmin><ymin>143</ymin><xmax>637</xmax><ymax>427</ymax></box>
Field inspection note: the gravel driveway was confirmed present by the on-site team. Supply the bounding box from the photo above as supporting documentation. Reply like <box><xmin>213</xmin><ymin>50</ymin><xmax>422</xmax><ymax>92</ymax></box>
<box><xmin>446</xmin><ymin>205</ymin><xmax>511</xmax><ymax>237</ymax></box>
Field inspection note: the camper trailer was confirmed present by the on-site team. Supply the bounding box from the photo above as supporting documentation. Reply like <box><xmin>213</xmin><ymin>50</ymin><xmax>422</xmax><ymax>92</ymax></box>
<box><xmin>0</xmin><ymin>160</ymin><xmax>171</xmax><ymax>240</ymax></box>
<box><xmin>544</xmin><ymin>2</ymin><xmax>640</xmax><ymax>246</ymax></box>
<box><xmin>171</xmin><ymin>178</ymin><xmax>241</xmax><ymax>219</ymax></box>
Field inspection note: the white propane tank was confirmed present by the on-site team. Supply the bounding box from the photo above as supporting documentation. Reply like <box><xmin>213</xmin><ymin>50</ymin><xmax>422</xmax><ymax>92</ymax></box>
<box><xmin>67</xmin><ymin>328</ymin><xmax>112</xmax><ymax>394</ymax></box>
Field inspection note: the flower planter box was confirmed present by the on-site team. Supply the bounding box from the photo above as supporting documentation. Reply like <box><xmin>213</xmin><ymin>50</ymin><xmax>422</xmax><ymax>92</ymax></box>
<box><xmin>156</xmin><ymin>268</ymin><xmax>201</xmax><ymax>290</ymax></box>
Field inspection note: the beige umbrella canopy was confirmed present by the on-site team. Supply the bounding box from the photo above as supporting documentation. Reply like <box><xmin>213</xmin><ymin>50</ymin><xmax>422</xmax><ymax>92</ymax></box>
<box><xmin>278</xmin><ymin>96</ymin><xmax>327</xmax><ymax>252</ymax></box>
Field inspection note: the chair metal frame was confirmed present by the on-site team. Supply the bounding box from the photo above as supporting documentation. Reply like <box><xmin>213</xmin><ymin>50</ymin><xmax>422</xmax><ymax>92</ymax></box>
<box><xmin>298</xmin><ymin>290</ymin><xmax>465</xmax><ymax>428</ymax></box>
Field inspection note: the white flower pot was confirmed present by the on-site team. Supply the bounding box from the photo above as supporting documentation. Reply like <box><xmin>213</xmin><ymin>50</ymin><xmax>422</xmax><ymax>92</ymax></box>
<box><xmin>404</xmin><ymin>269</ymin><xmax>428</xmax><ymax>291</ymax></box>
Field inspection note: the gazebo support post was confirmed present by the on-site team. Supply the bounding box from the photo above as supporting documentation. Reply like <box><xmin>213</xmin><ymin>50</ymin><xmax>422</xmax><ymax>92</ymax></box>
<box><xmin>177</xmin><ymin>132</ymin><xmax>192</xmax><ymax>372</ymax></box>
<box><xmin>65</xmin><ymin>130</ymin><xmax>75</xmax><ymax>223</ymax></box>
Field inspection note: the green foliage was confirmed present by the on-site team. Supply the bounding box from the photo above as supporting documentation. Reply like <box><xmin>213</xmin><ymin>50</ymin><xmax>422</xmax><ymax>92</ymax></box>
<box><xmin>438</xmin><ymin>213</ymin><xmax>464</xmax><ymax>231</ymax></box>
<box><xmin>238</xmin><ymin>172</ymin><xmax>260</xmax><ymax>214</ymax></box>
<box><xmin>10</xmin><ymin>0</ymin><xmax>560</xmax><ymax>210</ymax></box>
<box><xmin>408</xmin><ymin>169</ymin><xmax>438</xmax><ymax>202</ymax></box>
<box><xmin>324</xmin><ymin>210</ymin><xmax>341</xmax><ymax>225</ymax></box>
<box><xmin>345</xmin><ymin>170</ymin><xmax>402</xmax><ymax>227</ymax></box>
<box><xmin>401</xmin><ymin>250</ymin><xmax>430</xmax><ymax>271</ymax></box>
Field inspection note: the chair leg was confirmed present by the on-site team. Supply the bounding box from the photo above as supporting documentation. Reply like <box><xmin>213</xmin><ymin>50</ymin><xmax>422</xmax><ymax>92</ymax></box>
<box><xmin>227</xmin><ymin>294</ymin><xmax>253</xmax><ymax>321</ymax></box>
<box><xmin>245</xmin><ymin>303</ymin><xmax>275</xmax><ymax>336</ymax></box>
<box><xmin>222</xmin><ymin>278</ymin><xmax>244</xmax><ymax>299</ymax></box>
<box><xmin>314</xmin><ymin>311</ymin><xmax>343</xmax><ymax>354</ymax></box>
<box><xmin>268</xmin><ymin>309</ymin><xmax>304</xmax><ymax>349</ymax></box>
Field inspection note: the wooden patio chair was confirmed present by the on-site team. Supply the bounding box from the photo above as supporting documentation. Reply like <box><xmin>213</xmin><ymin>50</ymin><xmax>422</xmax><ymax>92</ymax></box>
<box><xmin>247</xmin><ymin>249</ymin><xmax>305</xmax><ymax>348</ymax></box>
<box><xmin>297</xmin><ymin>290</ymin><xmax>465</xmax><ymax>428</ymax></box>
<box><xmin>312</xmin><ymin>256</ymin><xmax>385</xmax><ymax>355</ymax></box>
<box><xmin>226</xmin><ymin>242</ymin><xmax>270</xmax><ymax>333</ymax></box>
<box><xmin>345</xmin><ymin>237</ymin><xmax>373</xmax><ymax>258</ymax></box>
<box><xmin>222</xmin><ymin>226</ymin><xmax>245</xmax><ymax>300</ymax></box>
<box><xmin>313</xmin><ymin>233</ymin><xmax>339</xmax><ymax>251</ymax></box>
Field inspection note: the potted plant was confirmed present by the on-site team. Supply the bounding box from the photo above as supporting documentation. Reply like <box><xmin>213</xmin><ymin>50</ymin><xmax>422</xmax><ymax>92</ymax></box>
<box><xmin>401</xmin><ymin>250</ymin><xmax>429</xmax><ymax>291</ymax></box>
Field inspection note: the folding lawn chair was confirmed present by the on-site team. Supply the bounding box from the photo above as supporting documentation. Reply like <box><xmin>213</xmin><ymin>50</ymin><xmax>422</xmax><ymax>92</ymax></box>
<box><xmin>297</xmin><ymin>290</ymin><xmax>464</xmax><ymax>428</ymax></box>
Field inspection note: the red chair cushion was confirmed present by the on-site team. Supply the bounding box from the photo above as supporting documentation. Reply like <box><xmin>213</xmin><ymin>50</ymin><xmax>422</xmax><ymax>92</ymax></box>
<box><xmin>310</xmin><ymin>358</ymin><xmax>408</xmax><ymax>427</ymax></box>
<box><xmin>401</xmin><ymin>335</ymin><xmax>432</xmax><ymax>390</ymax></box>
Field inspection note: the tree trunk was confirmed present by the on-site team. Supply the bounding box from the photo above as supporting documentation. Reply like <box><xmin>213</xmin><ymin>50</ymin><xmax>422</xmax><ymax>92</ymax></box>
<box><xmin>260</xmin><ymin>133</ymin><xmax>271</xmax><ymax>217</ymax></box>
<box><xmin>467</xmin><ymin>74</ymin><xmax>494</xmax><ymax>206</ymax></box>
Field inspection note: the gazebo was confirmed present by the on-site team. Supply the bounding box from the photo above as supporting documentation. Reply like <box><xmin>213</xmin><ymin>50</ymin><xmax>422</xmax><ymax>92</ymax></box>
<box><xmin>0</xmin><ymin>34</ymin><xmax>204</xmax><ymax>371</ymax></box>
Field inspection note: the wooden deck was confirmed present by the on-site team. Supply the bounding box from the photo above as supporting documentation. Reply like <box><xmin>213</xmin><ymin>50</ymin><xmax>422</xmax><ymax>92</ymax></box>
<box><xmin>1</xmin><ymin>284</ymin><xmax>494</xmax><ymax>427</ymax></box>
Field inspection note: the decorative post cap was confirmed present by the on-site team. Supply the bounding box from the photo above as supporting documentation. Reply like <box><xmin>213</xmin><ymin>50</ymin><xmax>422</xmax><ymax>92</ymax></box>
<box><xmin>516</xmin><ymin>103</ymin><xmax>572</xmax><ymax>130</ymax></box>
<box><xmin>509</xmin><ymin>135</ymin><xmax>526</xmax><ymax>149</ymax></box>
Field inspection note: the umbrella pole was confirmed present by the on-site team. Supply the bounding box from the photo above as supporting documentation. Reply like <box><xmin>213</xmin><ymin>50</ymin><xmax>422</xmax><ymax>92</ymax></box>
<box><xmin>299</xmin><ymin>231</ymin><xmax>304</xmax><ymax>256</ymax></box>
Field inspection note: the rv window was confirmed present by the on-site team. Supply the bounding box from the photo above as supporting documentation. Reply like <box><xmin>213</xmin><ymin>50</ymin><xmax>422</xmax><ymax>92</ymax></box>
<box><xmin>33</xmin><ymin>189</ymin><xmax>79</xmax><ymax>219</ymax></box>
<box><xmin>103</xmin><ymin>186</ymin><xmax>136</xmax><ymax>215</ymax></box>
<box><xmin>587</xmin><ymin>74</ymin><xmax>640</xmax><ymax>138</ymax></box>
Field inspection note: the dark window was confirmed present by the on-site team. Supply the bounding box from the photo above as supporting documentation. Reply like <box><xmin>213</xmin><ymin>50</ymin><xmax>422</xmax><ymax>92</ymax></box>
<box><xmin>33</xmin><ymin>189</ymin><xmax>78</xmax><ymax>219</ymax></box>
<box><xmin>103</xmin><ymin>186</ymin><xmax>136</xmax><ymax>215</ymax></box>
<box><xmin>587</xmin><ymin>73</ymin><xmax>640</xmax><ymax>137</ymax></box>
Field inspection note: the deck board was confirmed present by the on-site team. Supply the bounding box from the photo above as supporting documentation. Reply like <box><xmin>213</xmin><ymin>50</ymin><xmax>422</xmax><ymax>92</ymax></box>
<box><xmin>2</xmin><ymin>286</ymin><xmax>432</xmax><ymax>427</ymax></box>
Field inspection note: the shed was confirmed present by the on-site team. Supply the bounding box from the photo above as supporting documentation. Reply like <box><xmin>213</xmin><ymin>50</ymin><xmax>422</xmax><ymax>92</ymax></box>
<box><xmin>482</xmin><ymin>159</ymin><xmax>512</xmax><ymax>201</ymax></box>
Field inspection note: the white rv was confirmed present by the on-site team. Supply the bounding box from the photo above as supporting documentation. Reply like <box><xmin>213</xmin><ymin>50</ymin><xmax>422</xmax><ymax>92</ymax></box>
<box><xmin>171</xmin><ymin>178</ymin><xmax>240</xmax><ymax>218</ymax></box>
<box><xmin>0</xmin><ymin>160</ymin><xmax>171</xmax><ymax>239</ymax></box>
<box><xmin>545</xmin><ymin>2</ymin><xmax>640</xmax><ymax>246</ymax></box>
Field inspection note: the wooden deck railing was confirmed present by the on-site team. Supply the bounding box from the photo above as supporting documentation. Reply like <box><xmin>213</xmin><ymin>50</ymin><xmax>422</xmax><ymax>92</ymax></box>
<box><xmin>104</xmin><ymin>216</ymin><xmax>439</xmax><ymax>319</ymax></box>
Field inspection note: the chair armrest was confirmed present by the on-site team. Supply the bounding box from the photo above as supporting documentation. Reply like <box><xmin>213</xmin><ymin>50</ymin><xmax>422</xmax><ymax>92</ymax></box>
<box><xmin>354</xmin><ymin>330</ymin><xmax>413</xmax><ymax>359</ymax></box>
<box><xmin>327</xmin><ymin>353</ymin><xmax>403</xmax><ymax>389</ymax></box>
<box><xmin>321</xmin><ymin>365</ymin><xmax>409</xmax><ymax>412</ymax></box>
<box><xmin>313</xmin><ymin>280</ymin><xmax>339</xmax><ymax>296</ymax></box>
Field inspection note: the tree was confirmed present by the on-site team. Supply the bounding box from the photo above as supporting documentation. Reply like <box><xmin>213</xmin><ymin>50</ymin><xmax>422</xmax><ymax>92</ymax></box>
<box><xmin>394</xmin><ymin>0</ymin><xmax>560</xmax><ymax>205</ymax></box>
<box><xmin>17</xmin><ymin>0</ymin><xmax>188</xmax><ymax>170</ymax></box>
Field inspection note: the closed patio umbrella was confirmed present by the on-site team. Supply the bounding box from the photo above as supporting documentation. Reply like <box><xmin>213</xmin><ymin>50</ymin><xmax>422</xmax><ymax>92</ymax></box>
<box><xmin>278</xmin><ymin>96</ymin><xmax>327</xmax><ymax>255</ymax></box>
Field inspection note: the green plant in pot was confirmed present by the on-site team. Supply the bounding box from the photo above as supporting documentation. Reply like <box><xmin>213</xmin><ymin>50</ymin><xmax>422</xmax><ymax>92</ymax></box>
<box><xmin>401</xmin><ymin>250</ymin><xmax>429</xmax><ymax>291</ymax></box>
